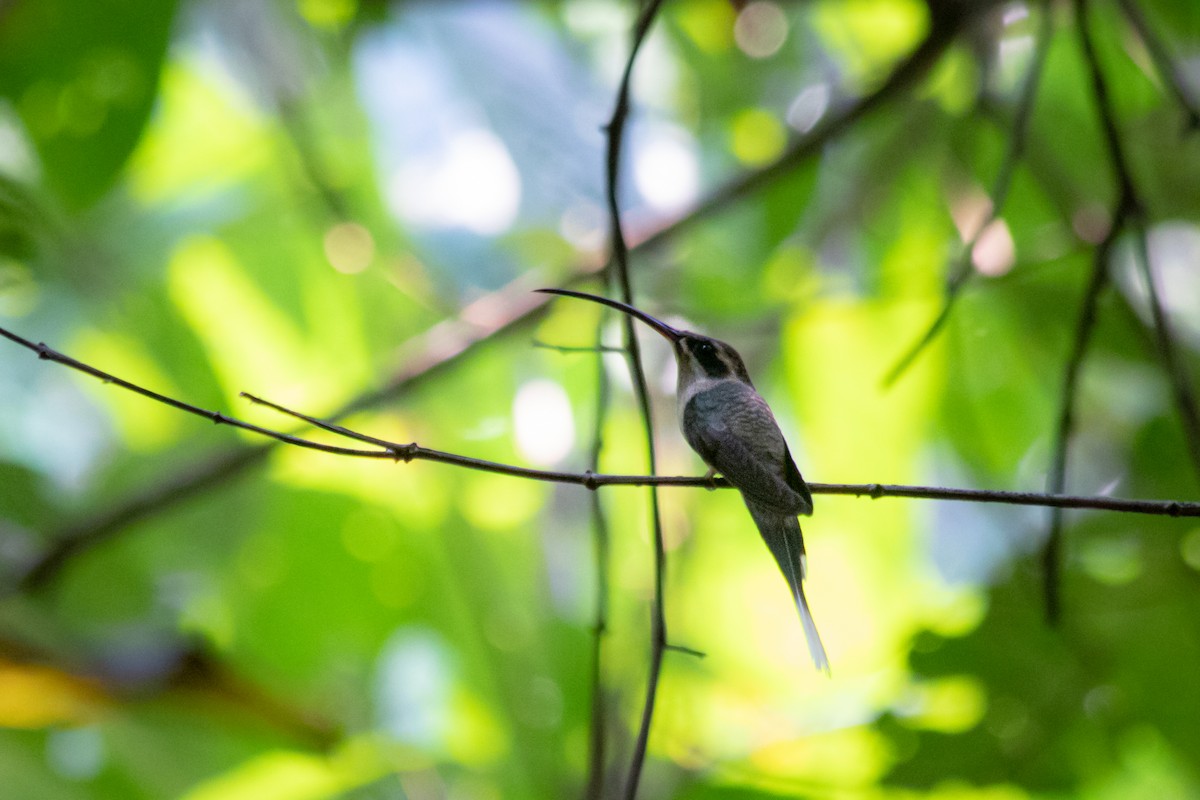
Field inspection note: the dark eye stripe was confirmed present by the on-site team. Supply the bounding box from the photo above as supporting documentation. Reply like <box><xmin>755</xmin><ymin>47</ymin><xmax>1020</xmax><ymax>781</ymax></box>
<box><xmin>689</xmin><ymin>338</ymin><xmax>728</xmax><ymax>378</ymax></box>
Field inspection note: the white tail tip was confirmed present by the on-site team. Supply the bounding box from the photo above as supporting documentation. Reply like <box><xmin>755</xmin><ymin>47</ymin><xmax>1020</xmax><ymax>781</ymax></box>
<box><xmin>796</xmin><ymin>586</ymin><xmax>830</xmax><ymax>675</ymax></box>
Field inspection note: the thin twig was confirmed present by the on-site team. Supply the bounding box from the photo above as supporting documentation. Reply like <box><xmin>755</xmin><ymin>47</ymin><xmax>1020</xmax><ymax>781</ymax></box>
<box><xmin>1043</xmin><ymin>0</ymin><xmax>1146</xmax><ymax>622</ymax></box>
<box><xmin>600</xmin><ymin>2</ymin><xmax>668</xmax><ymax>797</ymax></box>
<box><xmin>663</xmin><ymin>643</ymin><xmax>706</xmax><ymax>658</ymax></box>
<box><xmin>1131</xmin><ymin>228</ymin><xmax>1200</xmax><ymax>480</ymax></box>
<box><xmin>1079</xmin><ymin>0</ymin><xmax>1200</xmax><ymax>481</ymax></box>
<box><xmin>582</xmin><ymin>318</ymin><xmax>613</xmax><ymax>800</ymax></box>
<box><xmin>279</xmin><ymin>101</ymin><xmax>352</xmax><ymax>222</ymax></box>
<box><xmin>885</xmin><ymin>1</ymin><xmax>1054</xmax><ymax>386</ymax></box>
<box><xmin>1115</xmin><ymin>0</ymin><xmax>1200</xmax><ymax>131</ymax></box>
<box><xmin>0</xmin><ymin>330</ymin><xmax>387</xmax><ymax>463</ymax></box>
<box><xmin>1044</xmin><ymin>237</ymin><xmax>1112</xmax><ymax>623</ymax></box>
<box><xmin>533</xmin><ymin>340</ymin><xmax>626</xmax><ymax>355</ymax></box>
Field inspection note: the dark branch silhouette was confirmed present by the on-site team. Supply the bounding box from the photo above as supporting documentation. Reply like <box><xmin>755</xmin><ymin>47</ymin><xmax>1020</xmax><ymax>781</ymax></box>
<box><xmin>1044</xmin><ymin>237</ymin><xmax>1112</xmax><ymax>623</ymax></box>
<box><xmin>1115</xmin><ymin>0</ymin><xmax>1200</xmax><ymax>131</ymax></box>
<box><xmin>1042</xmin><ymin>0</ymin><xmax>1200</xmax><ymax>622</ymax></box>
<box><xmin>1044</xmin><ymin>0</ymin><xmax>1131</xmax><ymax>624</ymax></box>
<box><xmin>1129</xmin><ymin>230</ymin><xmax>1200</xmax><ymax>482</ymax></box>
<box><xmin>581</xmin><ymin>317</ymin><xmax>614</xmax><ymax>800</ymax></box>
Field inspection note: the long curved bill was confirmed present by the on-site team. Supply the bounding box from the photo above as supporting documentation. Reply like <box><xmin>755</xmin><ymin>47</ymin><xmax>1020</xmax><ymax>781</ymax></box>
<box><xmin>536</xmin><ymin>288</ymin><xmax>682</xmax><ymax>343</ymax></box>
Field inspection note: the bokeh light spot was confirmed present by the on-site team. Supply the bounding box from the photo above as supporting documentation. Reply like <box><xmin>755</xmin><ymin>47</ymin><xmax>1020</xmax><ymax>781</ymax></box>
<box><xmin>634</xmin><ymin>125</ymin><xmax>699</xmax><ymax>214</ymax></box>
<box><xmin>730</xmin><ymin>108</ymin><xmax>786</xmax><ymax>166</ymax></box>
<box><xmin>676</xmin><ymin>0</ymin><xmax>736</xmax><ymax>53</ymax></box>
<box><xmin>513</xmin><ymin>379</ymin><xmax>574</xmax><ymax>466</ymax></box>
<box><xmin>559</xmin><ymin>202</ymin><xmax>606</xmax><ymax>252</ymax></box>
<box><xmin>971</xmin><ymin>218</ymin><xmax>1016</xmax><ymax>276</ymax></box>
<box><xmin>323</xmin><ymin>221</ymin><xmax>375</xmax><ymax>274</ymax></box>
<box><xmin>787</xmin><ymin>83</ymin><xmax>829</xmax><ymax>133</ymax></box>
<box><xmin>298</xmin><ymin>0</ymin><xmax>356</xmax><ymax>30</ymax></box>
<box><xmin>388</xmin><ymin>129</ymin><xmax>521</xmax><ymax>235</ymax></box>
<box><xmin>46</xmin><ymin>726</ymin><xmax>106</xmax><ymax>781</ymax></box>
<box><xmin>734</xmin><ymin>2</ymin><xmax>789</xmax><ymax>59</ymax></box>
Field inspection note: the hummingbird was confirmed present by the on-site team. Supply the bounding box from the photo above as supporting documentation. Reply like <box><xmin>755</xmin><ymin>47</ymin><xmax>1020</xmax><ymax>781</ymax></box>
<box><xmin>538</xmin><ymin>288</ymin><xmax>829</xmax><ymax>673</ymax></box>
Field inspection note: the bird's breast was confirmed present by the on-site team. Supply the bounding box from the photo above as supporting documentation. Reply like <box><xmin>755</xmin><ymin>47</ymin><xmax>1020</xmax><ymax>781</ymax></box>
<box><xmin>679</xmin><ymin>380</ymin><xmax>787</xmax><ymax>459</ymax></box>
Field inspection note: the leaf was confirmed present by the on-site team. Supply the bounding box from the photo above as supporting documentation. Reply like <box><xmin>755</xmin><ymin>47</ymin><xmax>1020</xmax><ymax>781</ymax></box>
<box><xmin>0</xmin><ymin>0</ymin><xmax>180</xmax><ymax>209</ymax></box>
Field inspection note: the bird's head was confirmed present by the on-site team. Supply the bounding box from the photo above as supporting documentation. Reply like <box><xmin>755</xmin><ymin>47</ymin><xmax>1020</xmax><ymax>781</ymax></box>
<box><xmin>537</xmin><ymin>288</ymin><xmax>752</xmax><ymax>387</ymax></box>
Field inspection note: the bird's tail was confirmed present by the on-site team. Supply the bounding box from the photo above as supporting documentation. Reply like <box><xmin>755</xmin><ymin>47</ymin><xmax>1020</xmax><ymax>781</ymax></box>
<box><xmin>747</xmin><ymin>502</ymin><xmax>830</xmax><ymax>674</ymax></box>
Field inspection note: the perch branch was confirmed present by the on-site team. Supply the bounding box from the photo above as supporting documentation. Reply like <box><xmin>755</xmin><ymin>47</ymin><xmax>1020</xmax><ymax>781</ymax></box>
<box><xmin>7</xmin><ymin>322</ymin><xmax>1200</xmax><ymax>594</ymax></box>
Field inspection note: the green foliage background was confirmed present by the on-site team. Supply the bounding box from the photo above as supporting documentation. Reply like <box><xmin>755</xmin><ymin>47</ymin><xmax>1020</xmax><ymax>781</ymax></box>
<box><xmin>1</xmin><ymin>0</ymin><xmax>1200</xmax><ymax>798</ymax></box>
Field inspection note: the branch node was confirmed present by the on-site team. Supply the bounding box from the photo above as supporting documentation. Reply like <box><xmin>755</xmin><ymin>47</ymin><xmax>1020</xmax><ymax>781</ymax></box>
<box><xmin>390</xmin><ymin>443</ymin><xmax>418</xmax><ymax>463</ymax></box>
<box><xmin>583</xmin><ymin>470</ymin><xmax>600</xmax><ymax>491</ymax></box>
<box><xmin>35</xmin><ymin>342</ymin><xmax>53</xmax><ymax>360</ymax></box>
<box><xmin>210</xmin><ymin>412</ymin><xmax>229</xmax><ymax>425</ymax></box>
<box><xmin>869</xmin><ymin>483</ymin><xmax>886</xmax><ymax>499</ymax></box>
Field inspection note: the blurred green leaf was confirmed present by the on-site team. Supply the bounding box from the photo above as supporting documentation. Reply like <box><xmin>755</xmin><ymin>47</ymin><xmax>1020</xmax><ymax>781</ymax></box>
<box><xmin>0</xmin><ymin>0</ymin><xmax>179</xmax><ymax>208</ymax></box>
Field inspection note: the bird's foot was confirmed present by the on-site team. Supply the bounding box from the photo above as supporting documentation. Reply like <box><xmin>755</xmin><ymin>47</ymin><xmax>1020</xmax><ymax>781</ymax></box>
<box><xmin>704</xmin><ymin>468</ymin><xmax>719</xmax><ymax>491</ymax></box>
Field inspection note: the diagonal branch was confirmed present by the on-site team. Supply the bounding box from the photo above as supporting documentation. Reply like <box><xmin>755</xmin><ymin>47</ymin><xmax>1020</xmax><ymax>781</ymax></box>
<box><xmin>1044</xmin><ymin>233</ymin><xmax>1113</xmax><ymax>623</ymax></box>
<box><xmin>1115</xmin><ymin>0</ymin><xmax>1200</xmax><ymax>131</ymax></box>
<box><xmin>885</xmin><ymin>1</ymin><xmax>1055</xmax><ymax>386</ymax></box>
<box><xmin>1043</xmin><ymin>0</ymin><xmax>1128</xmax><ymax>624</ymax></box>
<box><xmin>1129</xmin><ymin>228</ymin><xmax>1200</xmax><ymax>481</ymax></box>
<box><xmin>0</xmin><ymin>636</ymin><xmax>338</xmax><ymax>749</ymax></box>
<box><xmin>1043</xmin><ymin>0</ymin><xmax>1179</xmax><ymax>622</ymax></box>
<box><xmin>1079</xmin><ymin>0</ymin><xmax>1200</xmax><ymax>481</ymax></box>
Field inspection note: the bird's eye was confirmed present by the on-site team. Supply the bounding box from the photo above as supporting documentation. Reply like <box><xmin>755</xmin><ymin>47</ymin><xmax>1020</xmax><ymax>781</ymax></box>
<box><xmin>695</xmin><ymin>341</ymin><xmax>714</xmax><ymax>355</ymax></box>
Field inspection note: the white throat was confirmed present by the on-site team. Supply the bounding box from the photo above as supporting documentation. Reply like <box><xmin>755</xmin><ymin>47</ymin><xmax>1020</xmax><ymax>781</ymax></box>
<box><xmin>677</xmin><ymin>374</ymin><xmax>733</xmax><ymax>415</ymax></box>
